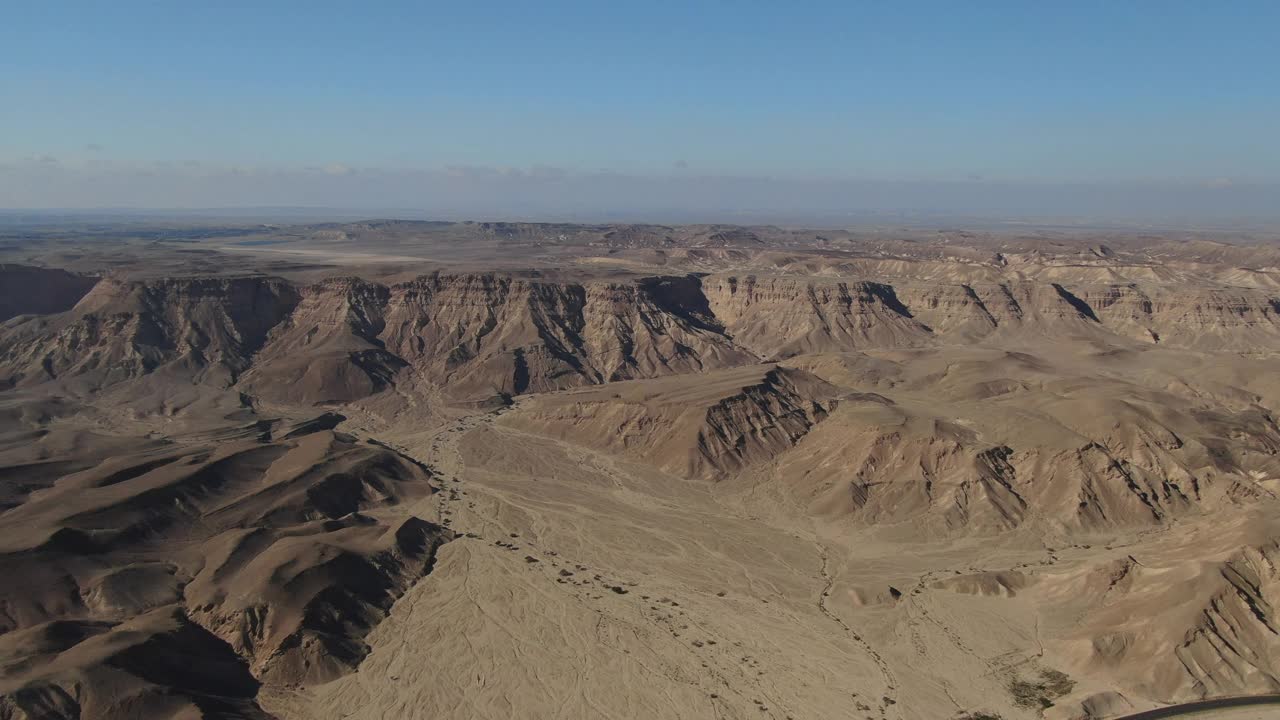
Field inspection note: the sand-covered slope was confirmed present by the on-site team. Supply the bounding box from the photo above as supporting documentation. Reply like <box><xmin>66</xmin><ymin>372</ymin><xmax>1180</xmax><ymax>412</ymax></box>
<box><xmin>0</xmin><ymin>417</ymin><xmax>451</xmax><ymax>718</ymax></box>
<box><xmin>502</xmin><ymin>364</ymin><xmax>840</xmax><ymax>479</ymax></box>
<box><xmin>773</xmin><ymin>347</ymin><xmax>1280</xmax><ymax>535</ymax></box>
<box><xmin>1033</xmin><ymin>513</ymin><xmax>1280</xmax><ymax>703</ymax></box>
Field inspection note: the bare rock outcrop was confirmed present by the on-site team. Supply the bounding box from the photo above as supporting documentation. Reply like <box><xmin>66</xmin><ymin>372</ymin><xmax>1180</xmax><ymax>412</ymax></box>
<box><xmin>502</xmin><ymin>364</ymin><xmax>839</xmax><ymax>479</ymax></box>
<box><xmin>701</xmin><ymin>275</ymin><xmax>932</xmax><ymax>358</ymax></box>
<box><xmin>0</xmin><ymin>276</ymin><xmax>299</xmax><ymax>389</ymax></box>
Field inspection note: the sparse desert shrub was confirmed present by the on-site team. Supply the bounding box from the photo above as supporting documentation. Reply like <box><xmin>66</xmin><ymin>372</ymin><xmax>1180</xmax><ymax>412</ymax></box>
<box><xmin>1039</xmin><ymin>669</ymin><xmax>1075</xmax><ymax>696</ymax></box>
<box><xmin>1008</xmin><ymin>667</ymin><xmax>1075</xmax><ymax>709</ymax></box>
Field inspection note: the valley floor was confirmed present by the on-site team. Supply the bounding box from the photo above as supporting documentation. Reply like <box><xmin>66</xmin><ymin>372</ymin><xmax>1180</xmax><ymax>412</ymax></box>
<box><xmin>260</xmin><ymin>399</ymin><xmax>1239</xmax><ymax>720</ymax></box>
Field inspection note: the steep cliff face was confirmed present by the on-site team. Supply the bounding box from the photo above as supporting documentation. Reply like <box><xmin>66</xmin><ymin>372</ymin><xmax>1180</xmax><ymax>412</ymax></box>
<box><xmin>718</xmin><ymin>277</ymin><xmax>1280</xmax><ymax>351</ymax></box>
<box><xmin>0</xmin><ymin>276</ymin><xmax>299</xmax><ymax>389</ymax></box>
<box><xmin>3</xmin><ymin>271</ymin><xmax>1278</xmax><ymax>403</ymax></box>
<box><xmin>890</xmin><ymin>283</ymin><xmax>999</xmax><ymax>340</ymax></box>
<box><xmin>699</xmin><ymin>275</ymin><xmax>1144</xmax><ymax>354</ymax></box>
<box><xmin>893</xmin><ymin>280</ymin><xmax>1280</xmax><ymax>349</ymax></box>
<box><xmin>239</xmin><ymin>277</ymin><xmax>404</xmax><ymax>405</ymax></box>
<box><xmin>378</xmin><ymin>273</ymin><xmax>755</xmax><ymax>400</ymax></box>
<box><xmin>501</xmin><ymin>364</ymin><xmax>839</xmax><ymax>479</ymax></box>
<box><xmin>701</xmin><ymin>275</ymin><xmax>933</xmax><ymax>358</ymax></box>
<box><xmin>893</xmin><ymin>281</ymin><xmax>1107</xmax><ymax>343</ymax></box>
<box><xmin>0</xmin><ymin>273</ymin><xmax>754</xmax><ymax>403</ymax></box>
<box><xmin>1065</xmin><ymin>284</ymin><xmax>1280</xmax><ymax>350</ymax></box>
<box><xmin>380</xmin><ymin>273</ymin><xmax>587</xmax><ymax>398</ymax></box>
<box><xmin>0</xmin><ymin>265</ymin><xmax>99</xmax><ymax>323</ymax></box>
<box><xmin>583</xmin><ymin>276</ymin><xmax>752</xmax><ymax>381</ymax></box>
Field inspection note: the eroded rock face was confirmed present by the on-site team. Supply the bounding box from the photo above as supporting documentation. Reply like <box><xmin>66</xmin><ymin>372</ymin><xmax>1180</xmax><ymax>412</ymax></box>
<box><xmin>0</xmin><ymin>276</ymin><xmax>300</xmax><ymax>389</ymax></box>
<box><xmin>238</xmin><ymin>277</ymin><xmax>402</xmax><ymax>405</ymax></box>
<box><xmin>1067</xmin><ymin>284</ymin><xmax>1280</xmax><ymax>349</ymax></box>
<box><xmin>376</xmin><ymin>273</ymin><xmax>753</xmax><ymax>399</ymax></box>
<box><xmin>7</xmin><ymin>224</ymin><xmax>1280</xmax><ymax>720</ymax></box>
<box><xmin>5</xmin><ymin>271</ymin><xmax>1280</xmax><ymax>402</ymax></box>
<box><xmin>700</xmin><ymin>275</ymin><xmax>933</xmax><ymax>358</ymax></box>
<box><xmin>776</xmin><ymin>364</ymin><xmax>1280</xmax><ymax>536</ymax></box>
<box><xmin>501</xmin><ymin>364</ymin><xmax>839</xmax><ymax>479</ymax></box>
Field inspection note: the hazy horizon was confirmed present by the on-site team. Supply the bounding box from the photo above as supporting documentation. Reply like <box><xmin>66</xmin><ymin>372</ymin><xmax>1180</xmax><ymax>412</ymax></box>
<box><xmin>4</xmin><ymin>1</ymin><xmax>1278</xmax><ymax>222</ymax></box>
<box><xmin>4</xmin><ymin>171</ymin><xmax>1279</xmax><ymax>229</ymax></box>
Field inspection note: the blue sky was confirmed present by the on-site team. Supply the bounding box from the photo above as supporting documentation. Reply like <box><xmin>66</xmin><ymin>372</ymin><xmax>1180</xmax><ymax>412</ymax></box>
<box><xmin>2</xmin><ymin>1</ymin><xmax>1278</xmax><ymax>218</ymax></box>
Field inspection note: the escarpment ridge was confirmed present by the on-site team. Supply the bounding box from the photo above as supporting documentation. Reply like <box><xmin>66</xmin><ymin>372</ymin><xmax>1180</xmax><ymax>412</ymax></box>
<box><xmin>4</xmin><ymin>268</ymin><xmax>1279</xmax><ymax>404</ymax></box>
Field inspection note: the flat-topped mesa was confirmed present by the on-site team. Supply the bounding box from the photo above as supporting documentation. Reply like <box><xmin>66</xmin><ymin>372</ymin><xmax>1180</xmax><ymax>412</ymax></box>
<box><xmin>743</xmin><ymin>277</ymin><xmax>1280</xmax><ymax>350</ymax></box>
<box><xmin>245</xmin><ymin>272</ymin><xmax>757</xmax><ymax>404</ymax></box>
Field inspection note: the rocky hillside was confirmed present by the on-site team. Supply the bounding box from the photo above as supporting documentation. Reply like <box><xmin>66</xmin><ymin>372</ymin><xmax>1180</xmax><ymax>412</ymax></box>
<box><xmin>2</xmin><ymin>271</ymin><xmax>1279</xmax><ymax>404</ymax></box>
<box><xmin>376</xmin><ymin>273</ymin><xmax>752</xmax><ymax>399</ymax></box>
<box><xmin>773</xmin><ymin>347</ymin><xmax>1280</xmax><ymax>536</ymax></box>
<box><xmin>0</xmin><ymin>276</ymin><xmax>299</xmax><ymax>390</ymax></box>
<box><xmin>501</xmin><ymin>364</ymin><xmax>840</xmax><ymax>479</ymax></box>
<box><xmin>0</xmin><ymin>420</ymin><xmax>451</xmax><ymax>718</ymax></box>
<box><xmin>700</xmin><ymin>276</ymin><xmax>932</xmax><ymax>358</ymax></box>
